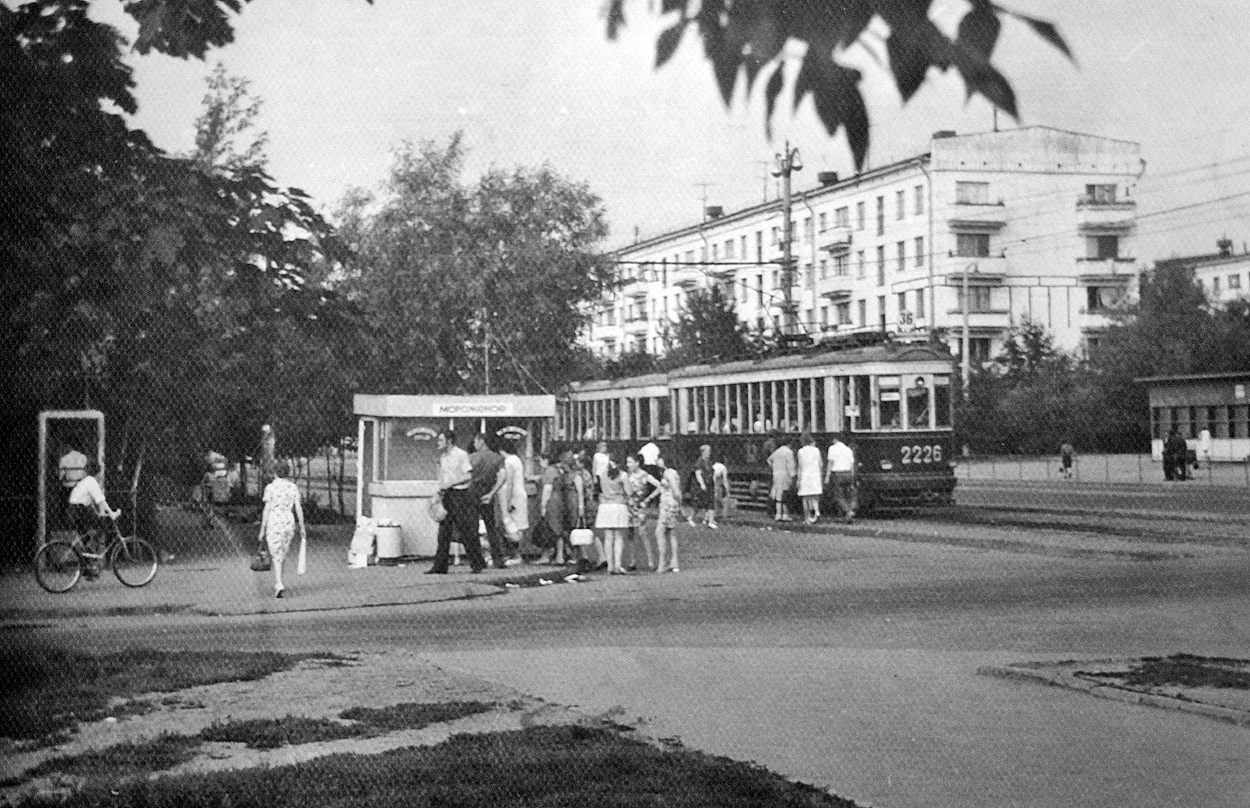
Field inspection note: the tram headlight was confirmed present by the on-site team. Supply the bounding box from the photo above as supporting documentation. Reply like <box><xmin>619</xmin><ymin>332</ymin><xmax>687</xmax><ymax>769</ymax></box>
<box><xmin>879</xmin><ymin>460</ymin><xmax>894</xmax><ymax>470</ymax></box>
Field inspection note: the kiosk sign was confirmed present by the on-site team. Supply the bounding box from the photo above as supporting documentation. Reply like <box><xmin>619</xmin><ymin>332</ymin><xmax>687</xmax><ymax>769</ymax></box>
<box><xmin>433</xmin><ymin>401</ymin><xmax>515</xmax><ymax>417</ymax></box>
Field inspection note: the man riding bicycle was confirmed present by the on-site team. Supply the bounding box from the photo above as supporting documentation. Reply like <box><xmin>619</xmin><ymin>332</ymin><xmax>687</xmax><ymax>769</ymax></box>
<box><xmin>67</xmin><ymin>459</ymin><xmax>122</xmax><ymax>578</ymax></box>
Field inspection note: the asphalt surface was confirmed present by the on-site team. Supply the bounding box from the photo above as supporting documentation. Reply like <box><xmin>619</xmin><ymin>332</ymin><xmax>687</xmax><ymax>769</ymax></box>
<box><xmin>5</xmin><ymin>488</ymin><xmax>1249</xmax><ymax>808</ymax></box>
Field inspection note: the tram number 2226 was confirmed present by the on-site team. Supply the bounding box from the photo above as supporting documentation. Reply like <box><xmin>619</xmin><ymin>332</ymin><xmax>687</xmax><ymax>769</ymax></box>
<box><xmin>901</xmin><ymin>444</ymin><xmax>943</xmax><ymax>464</ymax></box>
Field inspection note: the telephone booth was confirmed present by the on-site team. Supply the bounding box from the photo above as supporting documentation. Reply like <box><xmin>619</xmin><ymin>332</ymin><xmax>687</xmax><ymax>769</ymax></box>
<box><xmin>353</xmin><ymin>395</ymin><xmax>555</xmax><ymax>558</ymax></box>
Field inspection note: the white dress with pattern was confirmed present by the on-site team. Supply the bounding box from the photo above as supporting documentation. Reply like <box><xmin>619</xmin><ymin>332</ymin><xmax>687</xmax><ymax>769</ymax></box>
<box><xmin>262</xmin><ymin>478</ymin><xmax>300</xmax><ymax>562</ymax></box>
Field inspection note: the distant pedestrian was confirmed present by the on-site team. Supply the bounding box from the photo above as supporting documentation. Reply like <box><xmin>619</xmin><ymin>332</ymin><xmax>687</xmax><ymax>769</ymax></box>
<box><xmin>1199</xmin><ymin>427</ymin><xmax>1212</xmax><ymax>468</ymax></box>
<box><xmin>767</xmin><ymin>434</ymin><xmax>796</xmax><ymax>522</ymax></box>
<box><xmin>257</xmin><ymin>459</ymin><xmax>306</xmax><ymax>598</ymax></box>
<box><xmin>690</xmin><ymin>444</ymin><xmax>717</xmax><ymax>528</ymax></box>
<box><xmin>592</xmin><ymin>440</ymin><xmax>610</xmax><ymax>493</ymax></box>
<box><xmin>595</xmin><ymin>458</ymin><xmax>632</xmax><ymax>574</ymax></box>
<box><xmin>712</xmin><ymin>459</ymin><xmax>730</xmax><ymax>520</ymax></box>
<box><xmin>68</xmin><ymin>459</ymin><xmax>122</xmax><ymax>578</ymax></box>
<box><xmin>536</xmin><ymin>451</ymin><xmax>568</xmax><ymax>565</ymax></box>
<box><xmin>469</xmin><ymin>433</ymin><xmax>508</xmax><ymax>569</ymax></box>
<box><xmin>1163</xmin><ymin>427</ymin><xmax>1188</xmax><ymax>482</ymax></box>
<box><xmin>1059</xmin><ymin>441</ymin><xmax>1075</xmax><ymax>480</ymax></box>
<box><xmin>498</xmin><ymin>438</ymin><xmax>528</xmax><ymax>565</ymax></box>
<box><xmin>427</xmin><ymin>430</ymin><xmax>486</xmax><ymax>575</ymax></box>
<box><xmin>824</xmin><ymin>434</ymin><xmax>857</xmax><ymax>524</ymax></box>
<box><xmin>652</xmin><ymin>455</ymin><xmax>682</xmax><ymax>572</ymax></box>
<box><xmin>796</xmin><ymin>433</ymin><xmax>823</xmax><ymax>524</ymax></box>
<box><xmin>625</xmin><ymin>453</ymin><xmax>658</xmax><ymax>571</ymax></box>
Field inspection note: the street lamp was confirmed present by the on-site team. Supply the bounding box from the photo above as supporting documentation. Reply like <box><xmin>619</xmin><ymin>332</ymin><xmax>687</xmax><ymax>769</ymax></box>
<box><xmin>772</xmin><ymin>142</ymin><xmax>802</xmax><ymax>342</ymax></box>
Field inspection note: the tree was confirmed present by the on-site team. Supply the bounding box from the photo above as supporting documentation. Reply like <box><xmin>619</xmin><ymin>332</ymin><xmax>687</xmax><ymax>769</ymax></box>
<box><xmin>121</xmin><ymin>0</ymin><xmax>1070</xmax><ymax>171</ymax></box>
<box><xmin>188</xmin><ymin>61</ymin><xmax>269</xmax><ymax>174</ymax></box>
<box><xmin>2</xmin><ymin>1</ymin><xmax>348</xmax><ymax>542</ymax></box>
<box><xmin>338</xmin><ymin>136</ymin><xmax>613</xmax><ymax>396</ymax></box>
<box><xmin>665</xmin><ymin>286</ymin><xmax>752</xmax><ymax>368</ymax></box>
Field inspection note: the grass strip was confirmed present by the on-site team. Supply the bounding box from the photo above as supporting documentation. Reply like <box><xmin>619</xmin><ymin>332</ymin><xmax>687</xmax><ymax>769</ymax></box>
<box><xmin>0</xmin><ymin>647</ymin><xmax>341</xmax><ymax>745</ymax></box>
<box><xmin>21</xmin><ymin>734</ymin><xmax>202</xmax><ymax>782</ymax></box>
<box><xmin>339</xmin><ymin>700</ymin><xmax>494</xmax><ymax>732</ymax></box>
<box><xmin>66</xmin><ymin>725</ymin><xmax>861</xmax><ymax>807</ymax></box>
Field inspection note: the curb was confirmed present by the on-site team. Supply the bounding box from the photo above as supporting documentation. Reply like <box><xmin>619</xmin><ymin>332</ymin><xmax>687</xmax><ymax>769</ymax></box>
<box><xmin>977</xmin><ymin>663</ymin><xmax>1250</xmax><ymax>728</ymax></box>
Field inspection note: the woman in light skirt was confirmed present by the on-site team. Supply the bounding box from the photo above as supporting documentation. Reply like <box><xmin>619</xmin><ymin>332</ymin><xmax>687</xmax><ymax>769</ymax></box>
<box><xmin>594</xmin><ymin>458</ymin><xmax>633</xmax><ymax>574</ymax></box>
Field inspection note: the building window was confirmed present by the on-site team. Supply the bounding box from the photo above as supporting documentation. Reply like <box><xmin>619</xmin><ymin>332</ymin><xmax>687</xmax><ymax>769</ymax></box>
<box><xmin>896</xmin><ymin>190</ymin><xmax>905</xmax><ymax>220</ymax></box>
<box><xmin>856</xmin><ymin>201</ymin><xmax>865</xmax><ymax>230</ymax></box>
<box><xmin>772</xmin><ymin>269</ymin><xmax>780</xmax><ymax>291</ymax></box>
<box><xmin>955</xmin><ymin>181</ymin><xmax>990</xmax><ymax>205</ymax></box>
<box><xmin>819</xmin><ymin>258</ymin><xmax>828</xmax><ymax>280</ymax></box>
<box><xmin>741</xmin><ymin>235</ymin><xmax>748</xmax><ymax>261</ymax></box>
<box><xmin>956</xmin><ymin>338</ymin><xmax>992</xmax><ymax>363</ymax></box>
<box><xmin>1211</xmin><ymin>277</ymin><xmax>1221</xmax><ymax>295</ymax></box>
<box><xmin>1085</xmin><ymin>184</ymin><xmax>1117</xmax><ymax>204</ymax></box>
<box><xmin>1086</xmin><ymin>286</ymin><xmax>1124</xmax><ymax>313</ymax></box>
<box><xmin>876</xmin><ymin>196</ymin><xmax>885</xmax><ymax>236</ymax></box>
<box><xmin>1086</xmin><ymin>235</ymin><xmax>1119</xmax><ymax>260</ymax></box>
<box><xmin>916</xmin><ymin>289</ymin><xmax>926</xmax><ymax>319</ymax></box>
<box><xmin>898</xmin><ymin>291</ymin><xmax>907</xmax><ymax>317</ymax></box>
<box><xmin>857</xmin><ymin>298</ymin><xmax>867</xmax><ymax>326</ymax></box>
<box><xmin>803</xmin><ymin>262</ymin><xmax>813</xmax><ymax>287</ymax></box>
<box><xmin>1231</xmin><ymin>274</ymin><xmax>1243</xmax><ymax>289</ymax></box>
<box><xmin>835</xmin><ymin>206</ymin><xmax>849</xmax><ymax>228</ymax></box>
<box><xmin>836</xmin><ymin>302</ymin><xmax>851</xmax><ymax>325</ymax></box>
<box><xmin>876</xmin><ymin>245</ymin><xmax>885</xmax><ymax>286</ymax></box>
<box><xmin>724</xmin><ymin>239</ymin><xmax>734</xmax><ymax>259</ymax></box>
<box><xmin>915</xmin><ymin>236</ymin><xmax>925</xmax><ymax>267</ymax></box>
<box><xmin>711</xmin><ymin>244</ymin><xmax>718</xmax><ymax>261</ymax></box>
<box><xmin>956</xmin><ymin>232</ymin><xmax>991</xmax><ymax>258</ymax></box>
<box><xmin>856</xmin><ymin>250</ymin><xmax>866</xmax><ymax>279</ymax></box>
<box><xmin>772</xmin><ymin>226</ymin><xmax>780</xmax><ymax>246</ymax></box>
<box><xmin>756</xmin><ymin>275</ymin><xmax>764</xmax><ymax>307</ymax></box>
<box><xmin>896</xmin><ymin>241</ymin><xmax>906</xmax><ymax>272</ymax></box>
<box><xmin>915</xmin><ymin>185</ymin><xmax>924</xmax><ymax>216</ymax></box>
<box><xmin>821</xmin><ymin>306</ymin><xmax>830</xmax><ymax>327</ymax></box>
<box><xmin>834</xmin><ymin>253</ymin><xmax>849</xmax><ymax>277</ymax></box>
<box><xmin>756</xmin><ymin>231</ymin><xmax>763</xmax><ymax>262</ymax></box>
<box><xmin>818</xmin><ymin>212</ymin><xmax>827</xmax><ymax>233</ymax></box>
<box><xmin>877</xmin><ymin>295</ymin><xmax>886</xmax><ymax>329</ymax></box>
<box><xmin>686</xmin><ymin>250</ymin><xmax>695</xmax><ymax>263</ymax></box>
<box><xmin>957</xmin><ymin>286</ymin><xmax>992</xmax><ymax>312</ymax></box>
<box><xmin>804</xmin><ymin>217</ymin><xmax>813</xmax><ymax>244</ymax></box>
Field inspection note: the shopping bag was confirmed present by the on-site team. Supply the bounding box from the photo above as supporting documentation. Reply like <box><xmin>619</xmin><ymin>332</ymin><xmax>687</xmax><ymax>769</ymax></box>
<box><xmin>250</xmin><ymin>545</ymin><xmax>271</xmax><ymax>572</ymax></box>
<box><xmin>569</xmin><ymin>526</ymin><xmax>594</xmax><ymax>546</ymax></box>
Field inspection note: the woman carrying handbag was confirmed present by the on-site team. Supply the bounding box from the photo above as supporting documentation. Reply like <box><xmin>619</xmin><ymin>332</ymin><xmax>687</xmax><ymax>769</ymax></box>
<box><xmin>257</xmin><ymin>458</ymin><xmax>306</xmax><ymax>598</ymax></box>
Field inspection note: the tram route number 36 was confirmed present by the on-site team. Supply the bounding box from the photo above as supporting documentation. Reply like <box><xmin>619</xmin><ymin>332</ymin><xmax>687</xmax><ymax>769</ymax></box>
<box><xmin>901</xmin><ymin>444</ymin><xmax>943</xmax><ymax>464</ymax></box>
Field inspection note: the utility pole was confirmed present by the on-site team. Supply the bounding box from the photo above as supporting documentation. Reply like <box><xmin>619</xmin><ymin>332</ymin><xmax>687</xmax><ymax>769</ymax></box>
<box><xmin>962</xmin><ymin>263</ymin><xmax>973</xmax><ymax>397</ymax></box>
<box><xmin>772</xmin><ymin>141</ymin><xmax>802</xmax><ymax>343</ymax></box>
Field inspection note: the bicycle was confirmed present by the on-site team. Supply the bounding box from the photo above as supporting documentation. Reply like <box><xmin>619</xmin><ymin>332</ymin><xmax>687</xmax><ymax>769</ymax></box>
<box><xmin>33</xmin><ymin>515</ymin><xmax>159</xmax><ymax>593</ymax></box>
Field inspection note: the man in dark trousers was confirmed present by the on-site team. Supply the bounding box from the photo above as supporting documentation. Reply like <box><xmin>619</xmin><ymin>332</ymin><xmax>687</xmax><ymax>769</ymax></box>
<box><xmin>1163</xmin><ymin>427</ymin><xmax>1188</xmax><ymax>481</ymax></box>
<box><xmin>469</xmin><ymin>432</ymin><xmax>508</xmax><ymax>569</ymax></box>
<box><xmin>426</xmin><ymin>430</ymin><xmax>486</xmax><ymax>574</ymax></box>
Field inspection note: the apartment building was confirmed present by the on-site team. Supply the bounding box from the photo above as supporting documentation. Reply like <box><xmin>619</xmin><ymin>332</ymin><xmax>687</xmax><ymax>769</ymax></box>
<box><xmin>590</xmin><ymin>126</ymin><xmax>1143</xmax><ymax>362</ymax></box>
<box><xmin>1154</xmin><ymin>237</ymin><xmax>1250</xmax><ymax>307</ymax></box>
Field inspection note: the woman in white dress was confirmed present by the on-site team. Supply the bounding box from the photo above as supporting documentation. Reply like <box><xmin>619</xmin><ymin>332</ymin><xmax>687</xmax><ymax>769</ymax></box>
<box><xmin>499</xmin><ymin>438</ymin><xmax>529</xmax><ymax>558</ymax></box>
<box><xmin>795</xmin><ymin>433</ymin><xmax>823</xmax><ymax>524</ymax></box>
<box><xmin>594</xmin><ymin>458</ymin><xmax>633</xmax><ymax>574</ymax></box>
<box><xmin>258</xmin><ymin>459</ymin><xmax>306</xmax><ymax>598</ymax></box>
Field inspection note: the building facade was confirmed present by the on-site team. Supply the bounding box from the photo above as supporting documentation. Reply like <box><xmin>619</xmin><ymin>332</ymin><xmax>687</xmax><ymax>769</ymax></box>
<box><xmin>590</xmin><ymin>126</ymin><xmax>1143</xmax><ymax>363</ymax></box>
<box><xmin>1153</xmin><ymin>238</ymin><xmax>1250</xmax><ymax>307</ymax></box>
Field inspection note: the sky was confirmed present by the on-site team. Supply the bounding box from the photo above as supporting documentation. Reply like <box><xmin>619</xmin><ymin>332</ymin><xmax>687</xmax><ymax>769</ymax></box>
<box><xmin>87</xmin><ymin>0</ymin><xmax>1250</xmax><ymax>260</ymax></box>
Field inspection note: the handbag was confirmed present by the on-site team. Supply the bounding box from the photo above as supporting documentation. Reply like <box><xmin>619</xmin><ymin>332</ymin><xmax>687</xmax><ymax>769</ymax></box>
<box><xmin>250</xmin><ymin>539</ymin><xmax>271</xmax><ymax>572</ymax></box>
<box><xmin>427</xmin><ymin>495</ymin><xmax>447</xmax><ymax>523</ymax></box>
<box><xmin>569</xmin><ymin>516</ymin><xmax>594</xmax><ymax>547</ymax></box>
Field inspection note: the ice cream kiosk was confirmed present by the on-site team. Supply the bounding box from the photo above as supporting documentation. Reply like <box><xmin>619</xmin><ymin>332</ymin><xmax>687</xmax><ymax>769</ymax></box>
<box><xmin>353</xmin><ymin>394</ymin><xmax>555</xmax><ymax>558</ymax></box>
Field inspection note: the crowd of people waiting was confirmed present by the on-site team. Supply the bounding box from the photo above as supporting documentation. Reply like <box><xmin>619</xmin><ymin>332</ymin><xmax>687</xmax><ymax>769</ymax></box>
<box><xmin>426</xmin><ymin>428</ymin><xmax>859</xmax><ymax>577</ymax></box>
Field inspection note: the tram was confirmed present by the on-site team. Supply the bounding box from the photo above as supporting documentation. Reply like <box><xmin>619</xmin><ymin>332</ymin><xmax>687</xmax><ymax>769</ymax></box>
<box><xmin>556</xmin><ymin>341</ymin><xmax>958</xmax><ymax>512</ymax></box>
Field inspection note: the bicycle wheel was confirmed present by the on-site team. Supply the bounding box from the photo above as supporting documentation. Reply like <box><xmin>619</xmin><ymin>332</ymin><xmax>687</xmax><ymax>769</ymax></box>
<box><xmin>111</xmin><ymin>537</ymin><xmax>158</xmax><ymax>587</ymax></box>
<box><xmin>34</xmin><ymin>541</ymin><xmax>83</xmax><ymax>593</ymax></box>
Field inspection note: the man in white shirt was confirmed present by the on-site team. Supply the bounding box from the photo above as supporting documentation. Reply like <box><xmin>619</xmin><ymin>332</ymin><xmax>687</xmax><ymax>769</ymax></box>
<box><xmin>427</xmin><ymin>430</ymin><xmax>486</xmax><ymax>574</ymax></box>
<box><xmin>68</xmin><ymin>460</ymin><xmax>121</xmax><ymax>576</ymax></box>
<box><xmin>638</xmin><ymin>438</ymin><xmax>660</xmax><ymax>467</ymax></box>
<box><xmin>824</xmin><ymin>435</ymin><xmax>857</xmax><ymax>524</ymax></box>
<box><xmin>591</xmin><ymin>440</ymin><xmax>610</xmax><ymax>492</ymax></box>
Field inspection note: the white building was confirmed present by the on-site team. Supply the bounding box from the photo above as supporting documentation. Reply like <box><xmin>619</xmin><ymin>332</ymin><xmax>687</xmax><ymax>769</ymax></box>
<box><xmin>590</xmin><ymin>126</ymin><xmax>1143</xmax><ymax>362</ymax></box>
<box><xmin>1154</xmin><ymin>238</ymin><xmax>1250</xmax><ymax>307</ymax></box>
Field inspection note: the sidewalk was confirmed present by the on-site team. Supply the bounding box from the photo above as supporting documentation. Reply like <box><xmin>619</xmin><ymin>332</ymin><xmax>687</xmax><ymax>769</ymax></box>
<box><xmin>0</xmin><ymin>510</ymin><xmax>553</xmax><ymax>623</ymax></box>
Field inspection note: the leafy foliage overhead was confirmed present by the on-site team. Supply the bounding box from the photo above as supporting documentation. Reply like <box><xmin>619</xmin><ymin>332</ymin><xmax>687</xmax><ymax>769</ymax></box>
<box><xmin>607</xmin><ymin>0</ymin><xmax>1071</xmax><ymax>168</ymax></box>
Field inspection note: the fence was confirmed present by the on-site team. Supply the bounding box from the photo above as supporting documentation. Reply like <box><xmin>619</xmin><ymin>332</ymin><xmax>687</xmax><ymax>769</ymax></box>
<box><xmin>956</xmin><ymin>453</ymin><xmax>1250</xmax><ymax>487</ymax></box>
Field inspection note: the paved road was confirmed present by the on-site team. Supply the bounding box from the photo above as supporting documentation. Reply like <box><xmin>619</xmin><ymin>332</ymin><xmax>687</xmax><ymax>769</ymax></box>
<box><xmin>13</xmin><ymin>513</ymin><xmax>1250</xmax><ymax>808</ymax></box>
<box><xmin>956</xmin><ymin>478</ymin><xmax>1250</xmax><ymax>519</ymax></box>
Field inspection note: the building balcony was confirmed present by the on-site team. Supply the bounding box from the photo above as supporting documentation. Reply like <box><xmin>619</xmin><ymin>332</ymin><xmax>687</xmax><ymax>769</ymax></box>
<box><xmin>941</xmin><ymin>309</ymin><xmax>1012</xmax><ymax>331</ymax></box>
<box><xmin>819</xmin><ymin>225</ymin><xmax>853</xmax><ymax>253</ymax></box>
<box><xmin>942</xmin><ymin>261</ymin><xmax>1006</xmax><ymax>286</ymax></box>
<box><xmin>621</xmin><ymin>317</ymin><xmax>650</xmax><ymax>335</ymax></box>
<box><xmin>948</xmin><ymin>203</ymin><xmax>1007</xmax><ymax>231</ymax></box>
<box><xmin>1077</xmin><ymin>200</ymin><xmax>1136</xmax><ymax>232</ymax></box>
<box><xmin>591</xmin><ymin>323</ymin><xmax>623</xmax><ymax>340</ymax></box>
<box><xmin>1076</xmin><ymin>256</ymin><xmax>1137</xmax><ymax>270</ymax></box>
<box><xmin>819</xmin><ymin>273</ymin><xmax>856</xmax><ymax>300</ymax></box>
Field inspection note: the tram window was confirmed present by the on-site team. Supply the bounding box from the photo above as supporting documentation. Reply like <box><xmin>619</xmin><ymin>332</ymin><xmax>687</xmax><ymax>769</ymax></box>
<box><xmin>878</xmin><ymin>376</ymin><xmax>901</xmax><ymax>430</ymax></box>
<box><xmin>906</xmin><ymin>376</ymin><xmax>930</xmax><ymax>428</ymax></box>
<box><xmin>813</xmin><ymin>377</ymin><xmax>826</xmax><ymax>432</ymax></box>
<box><xmin>852</xmin><ymin>376</ymin><xmax>871</xmax><ymax>430</ymax></box>
<box><xmin>933</xmin><ymin>375</ymin><xmax>952</xmax><ymax>428</ymax></box>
